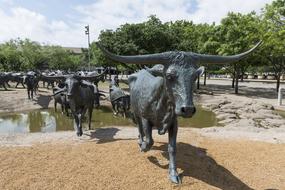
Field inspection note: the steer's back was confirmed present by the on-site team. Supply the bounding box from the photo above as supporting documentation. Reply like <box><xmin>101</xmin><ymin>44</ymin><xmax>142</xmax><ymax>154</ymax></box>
<box><xmin>128</xmin><ymin>70</ymin><xmax>164</xmax><ymax>121</ymax></box>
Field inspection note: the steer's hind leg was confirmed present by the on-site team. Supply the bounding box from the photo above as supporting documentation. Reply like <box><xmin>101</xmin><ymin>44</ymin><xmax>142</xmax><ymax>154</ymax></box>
<box><xmin>134</xmin><ymin>115</ymin><xmax>144</xmax><ymax>147</ymax></box>
<box><xmin>61</xmin><ymin>104</ymin><xmax>64</xmax><ymax>114</ymax></box>
<box><xmin>168</xmin><ymin>118</ymin><xmax>180</xmax><ymax>184</ymax></box>
<box><xmin>65</xmin><ymin>104</ymin><xmax>69</xmax><ymax>116</ymax></box>
<box><xmin>31</xmin><ymin>89</ymin><xmax>33</xmax><ymax>99</ymax></box>
<box><xmin>3</xmin><ymin>83</ymin><xmax>7</xmax><ymax>90</ymax></box>
<box><xmin>54</xmin><ymin>101</ymin><xmax>57</xmax><ymax>112</ymax></box>
<box><xmin>27</xmin><ymin>90</ymin><xmax>31</xmax><ymax>99</ymax></box>
<box><xmin>74</xmin><ymin>114</ymin><xmax>83</xmax><ymax>137</ymax></box>
<box><xmin>88</xmin><ymin>107</ymin><xmax>93</xmax><ymax>130</ymax></box>
<box><xmin>140</xmin><ymin>118</ymin><xmax>153</xmax><ymax>152</ymax></box>
<box><xmin>6</xmin><ymin>82</ymin><xmax>10</xmax><ymax>88</ymax></box>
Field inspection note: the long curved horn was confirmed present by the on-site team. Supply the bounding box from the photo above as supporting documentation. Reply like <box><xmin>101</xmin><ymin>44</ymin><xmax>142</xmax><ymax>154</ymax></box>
<box><xmin>191</xmin><ymin>41</ymin><xmax>262</xmax><ymax>64</ymax></box>
<box><xmin>75</xmin><ymin>70</ymin><xmax>106</xmax><ymax>81</ymax></box>
<box><xmin>52</xmin><ymin>87</ymin><xmax>66</xmax><ymax>96</ymax></box>
<box><xmin>96</xmin><ymin>43</ymin><xmax>170</xmax><ymax>64</ymax></box>
<box><xmin>41</xmin><ymin>74</ymin><xmax>69</xmax><ymax>81</ymax></box>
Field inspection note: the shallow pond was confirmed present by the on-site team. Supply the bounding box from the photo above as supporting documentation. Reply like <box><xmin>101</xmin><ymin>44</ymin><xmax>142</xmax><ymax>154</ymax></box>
<box><xmin>0</xmin><ymin>105</ymin><xmax>217</xmax><ymax>134</ymax></box>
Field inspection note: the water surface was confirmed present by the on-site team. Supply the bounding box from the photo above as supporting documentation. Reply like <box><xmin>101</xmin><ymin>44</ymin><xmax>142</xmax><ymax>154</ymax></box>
<box><xmin>0</xmin><ymin>105</ymin><xmax>217</xmax><ymax>134</ymax></box>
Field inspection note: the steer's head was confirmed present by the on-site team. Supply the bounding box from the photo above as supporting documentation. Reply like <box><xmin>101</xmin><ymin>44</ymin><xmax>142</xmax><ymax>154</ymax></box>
<box><xmin>155</xmin><ymin>58</ymin><xmax>204</xmax><ymax>117</ymax></box>
<box><xmin>96</xmin><ymin>42</ymin><xmax>261</xmax><ymax>118</ymax></box>
<box><xmin>65</xmin><ymin>77</ymin><xmax>79</xmax><ymax>98</ymax></box>
<box><xmin>145</xmin><ymin>58</ymin><xmax>204</xmax><ymax>117</ymax></box>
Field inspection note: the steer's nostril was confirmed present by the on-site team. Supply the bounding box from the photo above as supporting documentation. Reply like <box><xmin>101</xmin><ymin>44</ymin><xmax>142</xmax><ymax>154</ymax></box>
<box><xmin>181</xmin><ymin>106</ymin><xmax>196</xmax><ymax>115</ymax></box>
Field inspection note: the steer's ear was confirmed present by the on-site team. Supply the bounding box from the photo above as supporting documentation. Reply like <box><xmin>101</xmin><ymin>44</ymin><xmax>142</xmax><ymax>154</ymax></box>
<box><xmin>146</xmin><ymin>64</ymin><xmax>164</xmax><ymax>77</ymax></box>
<box><xmin>196</xmin><ymin>66</ymin><xmax>205</xmax><ymax>77</ymax></box>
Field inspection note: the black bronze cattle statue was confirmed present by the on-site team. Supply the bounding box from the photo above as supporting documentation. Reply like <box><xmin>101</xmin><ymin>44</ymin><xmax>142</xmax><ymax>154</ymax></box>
<box><xmin>24</xmin><ymin>71</ymin><xmax>39</xmax><ymax>99</ymax></box>
<box><xmin>0</xmin><ymin>73</ymin><xmax>8</xmax><ymax>90</ymax></box>
<box><xmin>65</xmin><ymin>76</ymin><xmax>104</xmax><ymax>136</ymax></box>
<box><xmin>109</xmin><ymin>77</ymin><xmax>130</xmax><ymax>117</ymax></box>
<box><xmin>45</xmin><ymin>73</ymin><xmax>105</xmax><ymax>136</ymax></box>
<box><xmin>97</xmin><ymin>41</ymin><xmax>261</xmax><ymax>183</ymax></box>
<box><xmin>87</xmin><ymin>70</ymin><xmax>106</xmax><ymax>87</ymax></box>
<box><xmin>9</xmin><ymin>73</ymin><xmax>26</xmax><ymax>88</ymax></box>
<box><xmin>53</xmin><ymin>87</ymin><xmax>70</xmax><ymax>116</ymax></box>
<box><xmin>40</xmin><ymin>72</ymin><xmax>63</xmax><ymax>89</ymax></box>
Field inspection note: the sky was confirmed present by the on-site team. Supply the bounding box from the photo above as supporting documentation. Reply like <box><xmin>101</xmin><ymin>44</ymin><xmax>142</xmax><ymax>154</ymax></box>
<box><xmin>0</xmin><ymin>0</ymin><xmax>274</xmax><ymax>47</ymax></box>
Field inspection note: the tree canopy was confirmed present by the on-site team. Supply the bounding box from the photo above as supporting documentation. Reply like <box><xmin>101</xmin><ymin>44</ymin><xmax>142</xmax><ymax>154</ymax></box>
<box><xmin>0</xmin><ymin>38</ymin><xmax>84</xmax><ymax>72</ymax></box>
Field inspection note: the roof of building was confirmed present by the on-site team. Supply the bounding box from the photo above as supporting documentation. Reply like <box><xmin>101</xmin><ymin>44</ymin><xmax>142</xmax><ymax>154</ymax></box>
<box><xmin>62</xmin><ymin>47</ymin><xmax>86</xmax><ymax>54</ymax></box>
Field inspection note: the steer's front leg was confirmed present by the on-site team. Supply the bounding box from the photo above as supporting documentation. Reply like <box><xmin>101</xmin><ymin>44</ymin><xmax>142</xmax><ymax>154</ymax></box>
<box><xmin>140</xmin><ymin>118</ymin><xmax>153</xmax><ymax>152</ymax></box>
<box><xmin>27</xmin><ymin>90</ymin><xmax>31</xmax><ymax>99</ymax></box>
<box><xmin>168</xmin><ymin>118</ymin><xmax>180</xmax><ymax>184</ymax></box>
<box><xmin>74</xmin><ymin>113</ymin><xmax>83</xmax><ymax>136</ymax></box>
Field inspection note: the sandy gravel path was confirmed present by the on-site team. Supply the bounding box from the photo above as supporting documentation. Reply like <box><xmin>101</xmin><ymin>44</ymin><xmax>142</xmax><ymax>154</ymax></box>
<box><xmin>0</xmin><ymin>127</ymin><xmax>284</xmax><ymax>190</ymax></box>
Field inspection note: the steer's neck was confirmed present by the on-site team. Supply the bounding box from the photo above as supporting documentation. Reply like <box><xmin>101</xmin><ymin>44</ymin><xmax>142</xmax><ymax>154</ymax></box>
<box><xmin>157</xmin><ymin>84</ymin><xmax>175</xmax><ymax>115</ymax></box>
<box><xmin>73</xmin><ymin>87</ymin><xmax>84</xmax><ymax>103</ymax></box>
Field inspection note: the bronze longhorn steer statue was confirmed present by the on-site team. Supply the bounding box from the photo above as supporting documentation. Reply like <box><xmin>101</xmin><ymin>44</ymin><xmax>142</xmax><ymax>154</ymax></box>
<box><xmin>44</xmin><ymin>72</ymin><xmax>105</xmax><ymax>136</ymax></box>
<box><xmin>97</xmin><ymin>41</ymin><xmax>261</xmax><ymax>183</ymax></box>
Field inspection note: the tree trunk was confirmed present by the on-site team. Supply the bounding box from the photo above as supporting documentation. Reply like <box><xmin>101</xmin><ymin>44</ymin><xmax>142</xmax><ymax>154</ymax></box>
<box><xmin>276</xmin><ymin>74</ymin><xmax>281</xmax><ymax>92</ymax></box>
<box><xmin>240</xmin><ymin>67</ymin><xmax>244</xmax><ymax>82</ymax></box>
<box><xmin>203</xmin><ymin>70</ymin><xmax>207</xmax><ymax>86</ymax></box>
<box><xmin>235</xmin><ymin>67</ymin><xmax>239</xmax><ymax>94</ymax></box>
<box><xmin>232</xmin><ymin>76</ymin><xmax>235</xmax><ymax>88</ymax></box>
<box><xmin>197</xmin><ymin>75</ymin><xmax>200</xmax><ymax>89</ymax></box>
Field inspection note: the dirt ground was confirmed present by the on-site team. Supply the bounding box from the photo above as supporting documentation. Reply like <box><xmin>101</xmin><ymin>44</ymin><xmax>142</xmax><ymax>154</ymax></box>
<box><xmin>0</xmin><ymin>87</ymin><xmax>53</xmax><ymax>113</ymax></box>
<box><xmin>0</xmin><ymin>129</ymin><xmax>284</xmax><ymax>190</ymax></box>
<box><xmin>0</xmin><ymin>80</ymin><xmax>285</xmax><ymax>189</ymax></box>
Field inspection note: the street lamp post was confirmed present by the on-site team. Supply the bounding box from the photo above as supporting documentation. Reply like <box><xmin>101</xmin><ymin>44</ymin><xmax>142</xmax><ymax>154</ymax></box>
<box><xmin>85</xmin><ymin>25</ymin><xmax>91</xmax><ymax>71</ymax></box>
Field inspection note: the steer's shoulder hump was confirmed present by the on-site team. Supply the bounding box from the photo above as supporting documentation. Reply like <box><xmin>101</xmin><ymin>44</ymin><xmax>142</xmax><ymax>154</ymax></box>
<box><xmin>130</xmin><ymin>69</ymin><xmax>163</xmax><ymax>93</ymax></box>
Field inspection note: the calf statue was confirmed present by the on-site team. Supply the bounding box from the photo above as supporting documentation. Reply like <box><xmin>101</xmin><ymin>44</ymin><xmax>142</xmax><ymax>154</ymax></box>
<box><xmin>97</xmin><ymin>41</ymin><xmax>261</xmax><ymax>183</ymax></box>
<box><xmin>53</xmin><ymin>86</ymin><xmax>70</xmax><ymax>116</ymax></box>
<box><xmin>109</xmin><ymin>77</ymin><xmax>130</xmax><ymax>117</ymax></box>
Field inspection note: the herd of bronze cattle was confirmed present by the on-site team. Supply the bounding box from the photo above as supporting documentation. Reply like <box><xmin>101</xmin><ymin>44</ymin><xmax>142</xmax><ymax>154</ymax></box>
<box><xmin>0</xmin><ymin>70</ymin><xmax>130</xmax><ymax>136</ymax></box>
<box><xmin>0</xmin><ymin>42</ymin><xmax>261</xmax><ymax>183</ymax></box>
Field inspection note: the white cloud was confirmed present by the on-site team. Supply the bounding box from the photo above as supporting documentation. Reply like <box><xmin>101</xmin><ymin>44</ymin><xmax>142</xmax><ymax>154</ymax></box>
<box><xmin>0</xmin><ymin>0</ymin><xmax>273</xmax><ymax>47</ymax></box>
<box><xmin>0</xmin><ymin>7</ymin><xmax>86</xmax><ymax>47</ymax></box>
<box><xmin>191</xmin><ymin>0</ymin><xmax>273</xmax><ymax>23</ymax></box>
<box><xmin>76</xmin><ymin>0</ymin><xmax>273</xmax><ymax>43</ymax></box>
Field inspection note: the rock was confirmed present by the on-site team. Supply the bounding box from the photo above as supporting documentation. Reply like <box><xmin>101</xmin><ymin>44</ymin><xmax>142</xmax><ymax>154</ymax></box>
<box><xmin>218</xmin><ymin>119</ymin><xmax>235</xmax><ymax>125</ymax></box>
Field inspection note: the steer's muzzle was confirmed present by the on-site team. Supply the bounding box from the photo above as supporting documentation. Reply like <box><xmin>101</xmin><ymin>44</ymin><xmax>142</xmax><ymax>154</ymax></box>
<box><xmin>178</xmin><ymin>106</ymin><xmax>196</xmax><ymax>118</ymax></box>
<box><xmin>66</xmin><ymin>93</ymin><xmax>72</xmax><ymax>100</ymax></box>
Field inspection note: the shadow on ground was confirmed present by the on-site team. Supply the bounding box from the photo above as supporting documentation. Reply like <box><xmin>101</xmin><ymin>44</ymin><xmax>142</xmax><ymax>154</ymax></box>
<box><xmin>36</xmin><ymin>94</ymin><xmax>52</xmax><ymax>109</ymax></box>
<box><xmin>201</xmin><ymin>83</ymin><xmax>278</xmax><ymax>99</ymax></box>
<box><xmin>86</xmin><ymin>127</ymin><xmax>136</xmax><ymax>144</ymax></box>
<box><xmin>148</xmin><ymin>143</ymin><xmax>253</xmax><ymax>190</ymax></box>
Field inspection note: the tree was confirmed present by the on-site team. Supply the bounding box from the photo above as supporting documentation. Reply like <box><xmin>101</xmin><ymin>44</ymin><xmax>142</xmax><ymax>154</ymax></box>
<box><xmin>217</xmin><ymin>12</ymin><xmax>262</xmax><ymax>94</ymax></box>
<box><xmin>44</xmin><ymin>46</ymin><xmax>82</xmax><ymax>71</ymax></box>
<box><xmin>262</xmin><ymin>0</ymin><xmax>285</xmax><ymax>91</ymax></box>
<box><xmin>0</xmin><ymin>39</ymin><xmax>24</xmax><ymax>71</ymax></box>
<box><xmin>92</xmin><ymin>15</ymin><xmax>181</xmax><ymax>71</ymax></box>
<box><xmin>18</xmin><ymin>39</ymin><xmax>46</xmax><ymax>70</ymax></box>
